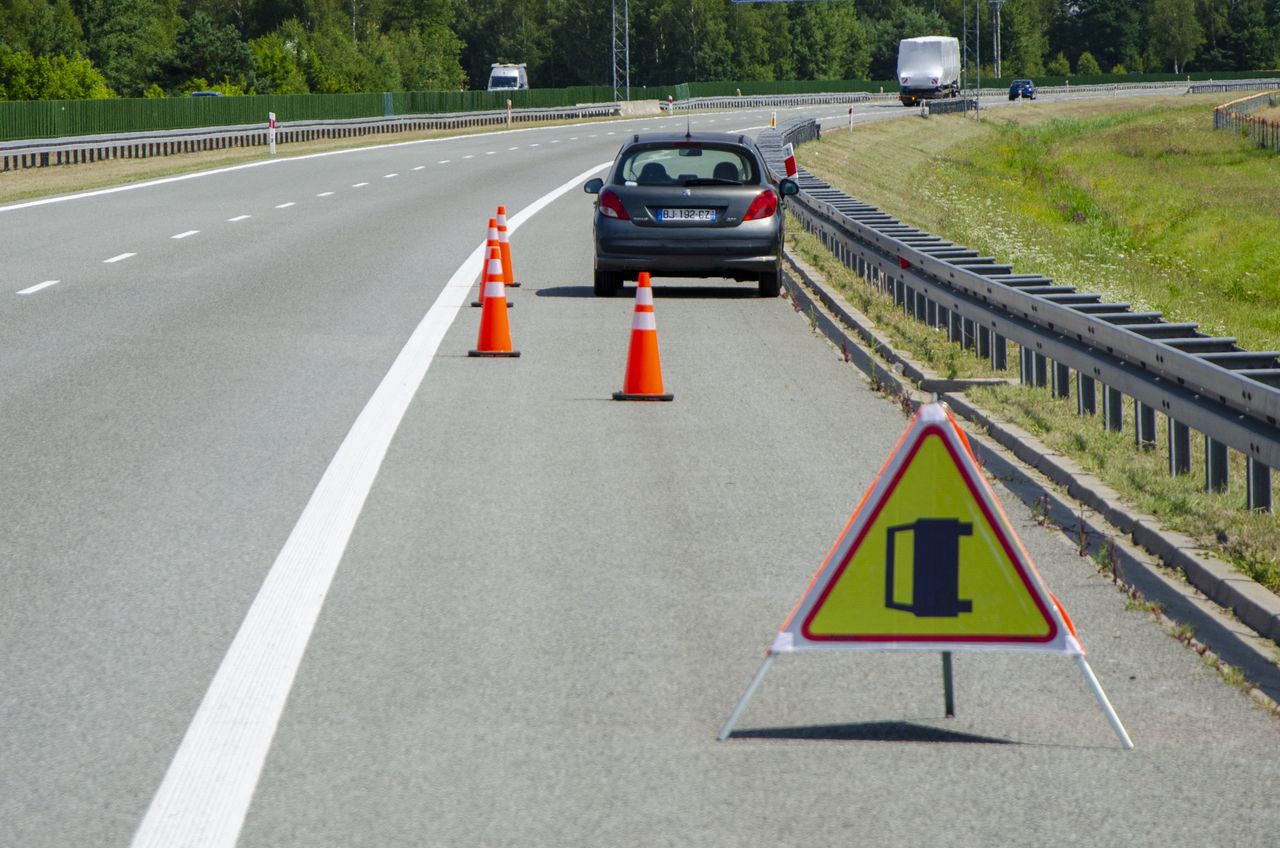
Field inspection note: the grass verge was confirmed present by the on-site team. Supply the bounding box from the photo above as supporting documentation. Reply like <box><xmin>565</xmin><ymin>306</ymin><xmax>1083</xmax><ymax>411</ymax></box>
<box><xmin>794</xmin><ymin>94</ymin><xmax>1280</xmax><ymax>595</ymax></box>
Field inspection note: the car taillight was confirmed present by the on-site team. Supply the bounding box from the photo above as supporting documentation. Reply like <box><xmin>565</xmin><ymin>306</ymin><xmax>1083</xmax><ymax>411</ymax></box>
<box><xmin>598</xmin><ymin>189</ymin><xmax>629</xmax><ymax>220</ymax></box>
<box><xmin>743</xmin><ymin>189</ymin><xmax>778</xmax><ymax>221</ymax></box>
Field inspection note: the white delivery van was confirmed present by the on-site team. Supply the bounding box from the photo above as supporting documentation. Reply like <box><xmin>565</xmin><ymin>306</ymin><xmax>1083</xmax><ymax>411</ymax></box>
<box><xmin>487</xmin><ymin>63</ymin><xmax>529</xmax><ymax>92</ymax></box>
<box><xmin>896</xmin><ymin>37</ymin><xmax>961</xmax><ymax>106</ymax></box>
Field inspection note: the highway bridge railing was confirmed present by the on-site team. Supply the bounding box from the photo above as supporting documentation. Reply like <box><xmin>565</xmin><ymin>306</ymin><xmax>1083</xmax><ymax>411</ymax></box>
<box><xmin>758</xmin><ymin>118</ymin><xmax>1279</xmax><ymax>518</ymax></box>
<box><xmin>0</xmin><ymin>102</ymin><xmax>620</xmax><ymax>172</ymax></box>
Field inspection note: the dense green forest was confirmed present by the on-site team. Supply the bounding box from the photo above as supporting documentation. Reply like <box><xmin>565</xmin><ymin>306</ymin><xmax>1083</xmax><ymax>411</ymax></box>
<box><xmin>1</xmin><ymin>0</ymin><xmax>1277</xmax><ymax>100</ymax></box>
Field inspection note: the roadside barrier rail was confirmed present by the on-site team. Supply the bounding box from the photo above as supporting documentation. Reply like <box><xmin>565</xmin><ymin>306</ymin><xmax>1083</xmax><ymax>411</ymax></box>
<box><xmin>759</xmin><ymin>118</ymin><xmax>1279</xmax><ymax>513</ymax></box>
<box><xmin>0</xmin><ymin>102</ymin><xmax>619</xmax><ymax>172</ymax></box>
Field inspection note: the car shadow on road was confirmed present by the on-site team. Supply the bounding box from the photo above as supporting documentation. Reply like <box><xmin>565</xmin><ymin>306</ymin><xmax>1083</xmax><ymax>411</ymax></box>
<box><xmin>728</xmin><ymin>720</ymin><xmax>1010</xmax><ymax>744</ymax></box>
<box><xmin>536</xmin><ymin>285</ymin><xmax>761</xmax><ymax>299</ymax></box>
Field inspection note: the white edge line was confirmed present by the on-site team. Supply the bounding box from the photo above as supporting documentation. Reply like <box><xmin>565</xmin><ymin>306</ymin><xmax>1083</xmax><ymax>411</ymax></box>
<box><xmin>127</xmin><ymin>159</ymin><xmax>611</xmax><ymax>848</ymax></box>
<box><xmin>18</xmin><ymin>280</ymin><xmax>59</xmax><ymax>295</ymax></box>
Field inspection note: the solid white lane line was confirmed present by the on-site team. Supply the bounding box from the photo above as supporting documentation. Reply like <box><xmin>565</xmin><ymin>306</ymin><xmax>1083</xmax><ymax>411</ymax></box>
<box><xmin>128</xmin><ymin>159</ymin><xmax>612</xmax><ymax>848</ymax></box>
<box><xmin>228</xmin><ymin>215</ymin><xmax>251</xmax><ymax>222</ymax></box>
<box><xmin>275</xmin><ymin>202</ymin><xmax>296</xmax><ymax>209</ymax></box>
<box><xmin>104</xmin><ymin>253</ymin><xmax>135</xmax><ymax>263</ymax></box>
<box><xmin>352</xmin><ymin>182</ymin><xmax>369</xmax><ymax>188</ymax></box>
<box><xmin>171</xmin><ymin>230</ymin><xmax>199</xmax><ymax>240</ymax></box>
<box><xmin>18</xmin><ymin>280</ymin><xmax>59</xmax><ymax>295</ymax></box>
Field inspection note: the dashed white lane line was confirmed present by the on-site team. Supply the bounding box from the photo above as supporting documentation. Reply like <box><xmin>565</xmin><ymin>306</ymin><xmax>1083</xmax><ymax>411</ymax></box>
<box><xmin>104</xmin><ymin>253</ymin><xmax>135</xmax><ymax>264</ymax></box>
<box><xmin>127</xmin><ymin>159</ymin><xmax>612</xmax><ymax>848</ymax></box>
<box><xmin>171</xmin><ymin>230</ymin><xmax>199</xmax><ymax>240</ymax></box>
<box><xmin>317</xmin><ymin>192</ymin><xmax>334</xmax><ymax>198</ymax></box>
<box><xmin>529</xmin><ymin>143</ymin><xmax>540</xmax><ymax>147</ymax></box>
<box><xmin>569</xmin><ymin>136</ymin><xmax>579</xmax><ymax>140</ymax></box>
<box><xmin>18</xmin><ymin>280</ymin><xmax>58</xmax><ymax>295</ymax></box>
<box><xmin>228</xmin><ymin>215</ymin><xmax>251</xmax><ymax>222</ymax></box>
<box><xmin>508</xmin><ymin>146</ymin><xmax>520</xmax><ymax>151</ymax></box>
<box><xmin>484</xmin><ymin>151</ymin><xmax>496</xmax><ymax>155</ymax></box>
<box><xmin>437</xmin><ymin>159</ymin><xmax>450</xmax><ymax>164</ymax></box>
<box><xmin>384</xmin><ymin>173</ymin><xmax>398</xmax><ymax>178</ymax></box>
<box><xmin>352</xmin><ymin>182</ymin><xmax>369</xmax><ymax>188</ymax></box>
<box><xmin>275</xmin><ymin>202</ymin><xmax>296</xmax><ymax>209</ymax></box>
<box><xmin>412</xmin><ymin>166</ymin><xmax>425</xmax><ymax>171</ymax></box>
<box><xmin>463</xmin><ymin>154</ymin><xmax>474</xmax><ymax>159</ymax></box>
<box><xmin>550</xmin><ymin>139</ymin><xmax>560</xmax><ymax>143</ymax></box>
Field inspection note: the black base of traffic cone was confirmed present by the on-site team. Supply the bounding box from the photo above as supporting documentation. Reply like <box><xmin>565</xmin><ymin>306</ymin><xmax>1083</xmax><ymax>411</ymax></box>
<box><xmin>612</xmin><ymin>391</ymin><xmax>673</xmax><ymax>402</ymax></box>
<box><xmin>468</xmin><ymin>350</ymin><xmax>521</xmax><ymax>358</ymax></box>
<box><xmin>471</xmin><ymin>300</ymin><xmax>513</xmax><ymax>308</ymax></box>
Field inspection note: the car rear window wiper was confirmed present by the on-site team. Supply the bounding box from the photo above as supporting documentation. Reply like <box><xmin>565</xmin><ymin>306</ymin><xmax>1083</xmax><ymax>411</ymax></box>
<box><xmin>682</xmin><ymin>177</ymin><xmax>743</xmax><ymax>186</ymax></box>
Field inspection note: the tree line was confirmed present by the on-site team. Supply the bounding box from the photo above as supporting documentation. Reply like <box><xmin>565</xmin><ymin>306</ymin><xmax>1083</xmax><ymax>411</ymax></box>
<box><xmin>1</xmin><ymin>0</ymin><xmax>1277</xmax><ymax>101</ymax></box>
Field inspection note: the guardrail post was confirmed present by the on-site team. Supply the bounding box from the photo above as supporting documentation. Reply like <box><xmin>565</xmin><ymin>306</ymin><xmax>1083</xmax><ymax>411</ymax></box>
<box><xmin>1053</xmin><ymin>362</ymin><xmax>1071</xmax><ymax>398</ymax></box>
<box><xmin>1103</xmin><ymin>386</ymin><xmax>1124</xmax><ymax>432</ymax></box>
<box><xmin>949</xmin><ymin>310</ymin><xmax>963</xmax><ymax>345</ymax></box>
<box><xmin>1019</xmin><ymin>346</ymin><xmax>1033</xmax><ymax>386</ymax></box>
<box><xmin>990</xmin><ymin>333</ymin><xmax>1007</xmax><ymax>371</ymax></box>
<box><xmin>1135</xmin><ymin>402</ymin><xmax>1157</xmax><ymax>448</ymax></box>
<box><xmin>1169</xmin><ymin>419</ymin><xmax>1191</xmax><ymax>475</ymax></box>
<box><xmin>1078</xmin><ymin>374</ymin><xmax>1097</xmax><ymax>415</ymax></box>
<box><xmin>1246</xmin><ymin>460</ymin><xmax>1272</xmax><ymax>512</ymax></box>
<box><xmin>977</xmin><ymin>326</ymin><xmax>990</xmax><ymax>360</ymax></box>
<box><xmin>1033</xmin><ymin>353</ymin><xmax>1048</xmax><ymax>388</ymax></box>
<box><xmin>926</xmin><ymin>298</ymin><xmax>938</xmax><ymax>327</ymax></box>
<box><xmin>962</xmin><ymin>318</ymin><xmax>976</xmax><ymax>352</ymax></box>
<box><xmin>914</xmin><ymin>291</ymin><xmax>927</xmax><ymax>322</ymax></box>
<box><xmin>1205</xmin><ymin>437</ymin><xmax>1229</xmax><ymax>492</ymax></box>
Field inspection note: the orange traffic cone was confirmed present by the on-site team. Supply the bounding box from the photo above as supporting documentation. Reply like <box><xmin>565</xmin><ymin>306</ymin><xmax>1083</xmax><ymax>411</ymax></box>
<box><xmin>469</xmin><ymin>246</ymin><xmax>520</xmax><ymax>358</ymax></box>
<box><xmin>613</xmin><ymin>272</ymin><xmax>672</xmax><ymax>401</ymax></box>
<box><xmin>472</xmin><ymin>218</ymin><xmax>510</xmax><ymax>308</ymax></box>
<box><xmin>496</xmin><ymin>205</ymin><xmax>519</xmax><ymax>288</ymax></box>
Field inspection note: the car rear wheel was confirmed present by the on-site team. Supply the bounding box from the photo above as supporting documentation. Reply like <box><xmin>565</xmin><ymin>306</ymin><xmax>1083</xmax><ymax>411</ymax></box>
<box><xmin>758</xmin><ymin>265</ymin><xmax>781</xmax><ymax>298</ymax></box>
<box><xmin>594</xmin><ymin>268</ymin><xmax>623</xmax><ymax>297</ymax></box>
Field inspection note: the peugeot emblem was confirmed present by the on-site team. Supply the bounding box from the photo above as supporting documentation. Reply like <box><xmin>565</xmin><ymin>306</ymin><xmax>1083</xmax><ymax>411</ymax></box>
<box><xmin>682</xmin><ymin>188</ymin><xmax>691</xmax><ymax>197</ymax></box>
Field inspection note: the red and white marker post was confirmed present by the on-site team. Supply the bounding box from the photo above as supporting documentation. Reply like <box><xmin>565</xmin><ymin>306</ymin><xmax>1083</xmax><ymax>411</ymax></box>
<box><xmin>783</xmin><ymin>143</ymin><xmax>797</xmax><ymax>178</ymax></box>
<box><xmin>268</xmin><ymin>112</ymin><xmax>277</xmax><ymax>156</ymax></box>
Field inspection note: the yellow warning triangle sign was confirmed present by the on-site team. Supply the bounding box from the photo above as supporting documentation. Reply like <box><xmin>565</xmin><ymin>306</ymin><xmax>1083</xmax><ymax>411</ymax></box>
<box><xmin>773</xmin><ymin>403</ymin><xmax>1081</xmax><ymax>655</ymax></box>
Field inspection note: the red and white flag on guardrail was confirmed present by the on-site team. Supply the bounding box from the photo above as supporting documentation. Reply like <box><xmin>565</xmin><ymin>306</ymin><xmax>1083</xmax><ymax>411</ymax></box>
<box><xmin>783</xmin><ymin>143</ymin><xmax>797</xmax><ymax>178</ymax></box>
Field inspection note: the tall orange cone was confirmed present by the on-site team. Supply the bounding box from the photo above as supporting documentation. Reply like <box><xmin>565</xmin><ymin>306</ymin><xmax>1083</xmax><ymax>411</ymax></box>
<box><xmin>496</xmin><ymin>205</ymin><xmax>519</xmax><ymax>288</ymax></box>
<box><xmin>469</xmin><ymin>245</ymin><xmax>520</xmax><ymax>358</ymax></box>
<box><xmin>613</xmin><ymin>272</ymin><xmax>672</xmax><ymax>401</ymax></box>
<box><xmin>472</xmin><ymin>218</ymin><xmax>510</xmax><ymax>308</ymax></box>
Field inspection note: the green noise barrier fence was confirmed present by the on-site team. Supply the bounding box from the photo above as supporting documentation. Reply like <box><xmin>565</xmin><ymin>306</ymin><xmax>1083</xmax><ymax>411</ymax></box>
<box><xmin>0</xmin><ymin>85</ymin><xmax>617</xmax><ymax>142</ymax></box>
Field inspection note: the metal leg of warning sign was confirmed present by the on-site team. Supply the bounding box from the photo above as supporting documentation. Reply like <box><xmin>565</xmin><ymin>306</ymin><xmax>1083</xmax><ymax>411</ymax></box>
<box><xmin>1075</xmin><ymin>655</ymin><xmax>1134</xmax><ymax>749</ymax></box>
<box><xmin>717</xmin><ymin>653</ymin><xmax>776</xmax><ymax>741</ymax></box>
<box><xmin>942</xmin><ymin>652</ymin><xmax>956</xmax><ymax>718</ymax></box>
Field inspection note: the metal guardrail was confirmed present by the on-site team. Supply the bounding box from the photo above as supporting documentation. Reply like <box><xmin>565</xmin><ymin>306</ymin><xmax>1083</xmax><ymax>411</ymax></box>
<box><xmin>758</xmin><ymin>118</ymin><xmax>1278</xmax><ymax>512</ymax></box>
<box><xmin>0</xmin><ymin>103</ymin><xmax>620</xmax><ymax>172</ymax></box>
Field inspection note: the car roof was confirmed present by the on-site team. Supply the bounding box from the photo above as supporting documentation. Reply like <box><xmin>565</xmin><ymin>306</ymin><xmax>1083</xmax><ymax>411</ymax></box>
<box><xmin>621</xmin><ymin>131</ymin><xmax>758</xmax><ymax>149</ymax></box>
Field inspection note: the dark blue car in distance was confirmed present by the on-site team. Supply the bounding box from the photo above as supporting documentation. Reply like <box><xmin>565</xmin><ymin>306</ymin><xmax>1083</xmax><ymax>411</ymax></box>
<box><xmin>1009</xmin><ymin>79</ymin><xmax>1036</xmax><ymax>100</ymax></box>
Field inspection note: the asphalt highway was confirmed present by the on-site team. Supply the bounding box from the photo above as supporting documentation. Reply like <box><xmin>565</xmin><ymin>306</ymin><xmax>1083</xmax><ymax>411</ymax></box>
<box><xmin>1</xmin><ymin>98</ymin><xmax>1277</xmax><ymax>848</ymax></box>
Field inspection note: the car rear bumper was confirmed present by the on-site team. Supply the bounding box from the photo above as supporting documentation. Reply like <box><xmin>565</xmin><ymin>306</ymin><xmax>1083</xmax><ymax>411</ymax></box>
<box><xmin>593</xmin><ymin>220</ymin><xmax>781</xmax><ymax>278</ymax></box>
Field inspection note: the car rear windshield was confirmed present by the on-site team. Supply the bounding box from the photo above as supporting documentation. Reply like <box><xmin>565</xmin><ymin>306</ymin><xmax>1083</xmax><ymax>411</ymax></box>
<box><xmin>616</xmin><ymin>145</ymin><xmax>760</xmax><ymax>187</ymax></box>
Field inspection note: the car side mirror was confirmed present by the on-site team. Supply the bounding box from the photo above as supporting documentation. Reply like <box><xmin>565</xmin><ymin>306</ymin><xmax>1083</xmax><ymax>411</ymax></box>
<box><xmin>778</xmin><ymin>178</ymin><xmax>799</xmax><ymax>197</ymax></box>
<box><xmin>584</xmin><ymin>178</ymin><xmax>603</xmax><ymax>194</ymax></box>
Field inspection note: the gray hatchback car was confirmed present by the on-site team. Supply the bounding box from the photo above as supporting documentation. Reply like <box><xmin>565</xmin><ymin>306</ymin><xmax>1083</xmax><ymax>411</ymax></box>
<box><xmin>584</xmin><ymin>132</ymin><xmax>799</xmax><ymax>297</ymax></box>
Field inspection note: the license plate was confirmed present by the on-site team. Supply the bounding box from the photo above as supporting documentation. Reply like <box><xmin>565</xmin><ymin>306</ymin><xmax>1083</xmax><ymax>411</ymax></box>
<box><xmin>658</xmin><ymin>207</ymin><xmax>716</xmax><ymax>223</ymax></box>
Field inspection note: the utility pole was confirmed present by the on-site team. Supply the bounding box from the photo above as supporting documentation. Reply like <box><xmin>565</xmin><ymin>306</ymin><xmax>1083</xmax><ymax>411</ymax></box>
<box><xmin>975</xmin><ymin>0</ymin><xmax>981</xmax><ymax>119</ymax></box>
<box><xmin>988</xmin><ymin>0</ymin><xmax>1004</xmax><ymax>79</ymax></box>
<box><xmin>612</xmin><ymin>0</ymin><xmax>631</xmax><ymax>102</ymax></box>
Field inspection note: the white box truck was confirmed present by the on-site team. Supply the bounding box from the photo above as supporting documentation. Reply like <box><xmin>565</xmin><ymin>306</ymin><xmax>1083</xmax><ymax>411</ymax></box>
<box><xmin>896</xmin><ymin>37</ymin><xmax>960</xmax><ymax>106</ymax></box>
<box><xmin>487</xmin><ymin>63</ymin><xmax>528</xmax><ymax>92</ymax></box>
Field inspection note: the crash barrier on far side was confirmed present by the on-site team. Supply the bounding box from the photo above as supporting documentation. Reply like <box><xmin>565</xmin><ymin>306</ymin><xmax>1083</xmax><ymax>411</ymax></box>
<box><xmin>0</xmin><ymin>103</ymin><xmax>619</xmax><ymax>173</ymax></box>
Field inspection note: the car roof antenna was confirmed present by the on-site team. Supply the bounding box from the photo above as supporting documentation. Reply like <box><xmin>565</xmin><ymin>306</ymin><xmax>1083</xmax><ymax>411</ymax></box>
<box><xmin>685</xmin><ymin>116</ymin><xmax>691</xmax><ymax>139</ymax></box>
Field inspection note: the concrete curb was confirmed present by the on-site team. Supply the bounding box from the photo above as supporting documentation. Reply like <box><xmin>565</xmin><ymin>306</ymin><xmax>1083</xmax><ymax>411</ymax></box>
<box><xmin>781</xmin><ymin>250</ymin><xmax>1280</xmax><ymax>702</ymax></box>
